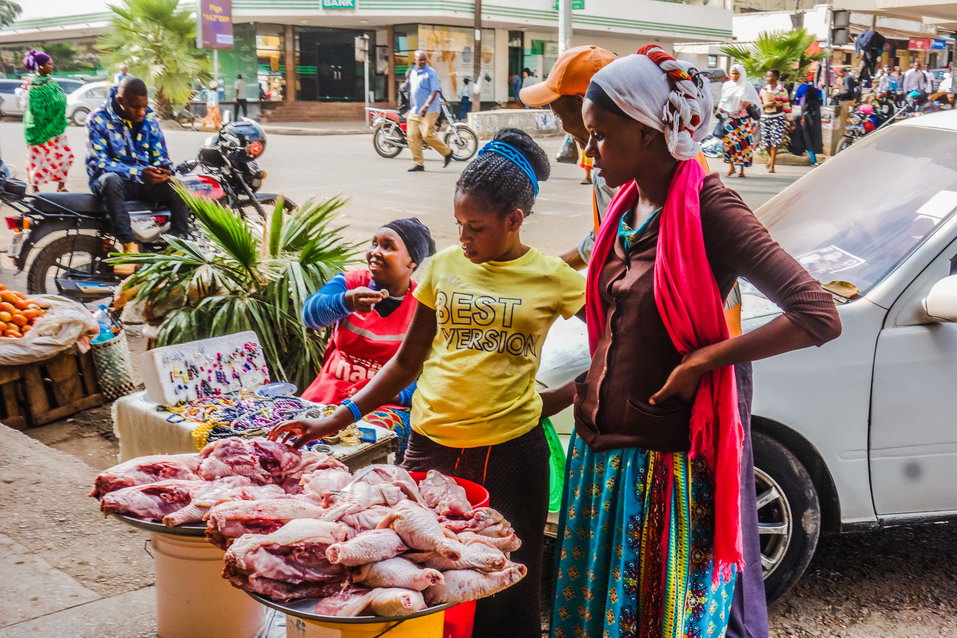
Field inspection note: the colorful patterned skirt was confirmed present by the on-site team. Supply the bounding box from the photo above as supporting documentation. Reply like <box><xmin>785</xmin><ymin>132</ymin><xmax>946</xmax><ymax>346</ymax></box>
<box><xmin>27</xmin><ymin>133</ymin><xmax>73</xmax><ymax>188</ymax></box>
<box><xmin>550</xmin><ymin>433</ymin><xmax>736</xmax><ymax>638</ymax></box>
<box><xmin>760</xmin><ymin>113</ymin><xmax>787</xmax><ymax>149</ymax></box>
<box><xmin>363</xmin><ymin>406</ymin><xmax>412</xmax><ymax>456</ymax></box>
<box><xmin>722</xmin><ymin>116</ymin><xmax>755</xmax><ymax>167</ymax></box>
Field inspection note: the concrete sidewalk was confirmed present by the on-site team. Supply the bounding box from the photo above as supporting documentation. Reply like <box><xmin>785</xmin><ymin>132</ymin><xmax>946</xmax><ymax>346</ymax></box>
<box><xmin>260</xmin><ymin>121</ymin><xmax>370</xmax><ymax>136</ymax></box>
<box><xmin>0</xmin><ymin>426</ymin><xmax>156</xmax><ymax>637</ymax></box>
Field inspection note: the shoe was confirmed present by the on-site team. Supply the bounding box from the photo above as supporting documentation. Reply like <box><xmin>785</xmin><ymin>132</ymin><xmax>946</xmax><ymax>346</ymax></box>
<box><xmin>580</xmin><ymin>179</ymin><xmax>593</xmax><ymax>185</ymax></box>
<box><xmin>113</xmin><ymin>242</ymin><xmax>139</xmax><ymax>276</ymax></box>
<box><xmin>442</xmin><ymin>153</ymin><xmax>453</xmax><ymax>168</ymax></box>
<box><xmin>408</xmin><ymin>165</ymin><xmax>425</xmax><ymax>172</ymax></box>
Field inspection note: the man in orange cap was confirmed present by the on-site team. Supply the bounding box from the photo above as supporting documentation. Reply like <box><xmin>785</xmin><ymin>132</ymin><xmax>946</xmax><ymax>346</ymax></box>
<box><xmin>526</xmin><ymin>45</ymin><xmax>767</xmax><ymax>638</ymax></box>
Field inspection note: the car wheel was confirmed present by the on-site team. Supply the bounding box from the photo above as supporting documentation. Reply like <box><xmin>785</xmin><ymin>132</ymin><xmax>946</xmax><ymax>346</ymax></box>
<box><xmin>70</xmin><ymin>107</ymin><xmax>90</xmax><ymax>127</ymax></box>
<box><xmin>752</xmin><ymin>430</ymin><xmax>821</xmax><ymax>603</ymax></box>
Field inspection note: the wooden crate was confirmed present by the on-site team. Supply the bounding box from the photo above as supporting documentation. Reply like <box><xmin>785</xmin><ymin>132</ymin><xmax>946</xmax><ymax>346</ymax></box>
<box><xmin>0</xmin><ymin>346</ymin><xmax>104</xmax><ymax>430</ymax></box>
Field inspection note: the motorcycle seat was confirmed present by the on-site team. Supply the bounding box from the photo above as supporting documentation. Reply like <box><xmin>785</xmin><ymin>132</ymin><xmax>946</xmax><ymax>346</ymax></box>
<box><xmin>33</xmin><ymin>193</ymin><xmax>158</xmax><ymax>216</ymax></box>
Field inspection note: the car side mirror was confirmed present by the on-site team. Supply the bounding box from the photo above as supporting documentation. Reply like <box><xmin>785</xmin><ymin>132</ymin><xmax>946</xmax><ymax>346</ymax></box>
<box><xmin>922</xmin><ymin>275</ymin><xmax>957</xmax><ymax>322</ymax></box>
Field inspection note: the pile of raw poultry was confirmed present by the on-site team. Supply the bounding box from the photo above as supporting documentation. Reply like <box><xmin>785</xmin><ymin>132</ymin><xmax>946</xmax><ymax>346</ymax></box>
<box><xmin>90</xmin><ymin>438</ymin><xmax>525</xmax><ymax>617</ymax></box>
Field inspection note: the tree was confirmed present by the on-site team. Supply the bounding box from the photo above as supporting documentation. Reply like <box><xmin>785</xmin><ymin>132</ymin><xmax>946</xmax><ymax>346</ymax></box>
<box><xmin>98</xmin><ymin>0</ymin><xmax>207</xmax><ymax>119</ymax></box>
<box><xmin>721</xmin><ymin>29</ymin><xmax>826</xmax><ymax>84</ymax></box>
<box><xmin>0</xmin><ymin>1</ymin><xmax>22</xmax><ymax>28</ymax></box>
<box><xmin>117</xmin><ymin>192</ymin><xmax>357</xmax><ymax>390</ymax></box>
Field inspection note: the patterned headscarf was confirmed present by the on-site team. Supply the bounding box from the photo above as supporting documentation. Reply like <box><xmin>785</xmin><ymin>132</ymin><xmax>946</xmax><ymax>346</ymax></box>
<box><xmin>23</xmin><ymin>50</ymin><xmax>51</xmax><ymax>72</ymax></box>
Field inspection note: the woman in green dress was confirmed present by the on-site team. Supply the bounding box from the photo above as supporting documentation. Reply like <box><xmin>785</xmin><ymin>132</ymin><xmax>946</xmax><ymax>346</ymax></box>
<box><xmin>22</xmin><ymin>50</ymin><xmax>74</xmax><ymax>192</ymax></box>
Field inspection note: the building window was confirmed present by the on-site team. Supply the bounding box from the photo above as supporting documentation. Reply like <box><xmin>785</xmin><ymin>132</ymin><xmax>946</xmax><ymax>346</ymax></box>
<box><xmin>394</xmin><ymin>24</ymin><xmax>495</xmax><ymax>101</ymax></box>
<box><xmin>257</xmin><ymin>24</ymin><xmax>285</xmax><ymax>101</ymax></box>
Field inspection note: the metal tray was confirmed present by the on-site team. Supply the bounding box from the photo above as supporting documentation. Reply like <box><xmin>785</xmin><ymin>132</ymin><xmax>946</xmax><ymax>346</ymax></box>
<box><xmin>109</xmin><ymin>512</ymin><xmax>208</xmax><ymax>538</ymax></box>
<box><xmin>248</xmin><ymin>592</ymin><xmax>454</xmax><ymax>624</ymax></box>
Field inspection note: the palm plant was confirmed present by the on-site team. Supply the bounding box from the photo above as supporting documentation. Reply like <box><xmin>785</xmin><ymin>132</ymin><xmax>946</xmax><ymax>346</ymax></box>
<box><xmin>118</xmin><ymin>189</ymin><xmax>358</xmax><ymax>390</ymax></box>
<box><xmin>721</xmin><ymin>29</ymin><xmax>826</xmax><ymax>84</ymax></box>
<box><xmin>97</xmin><ymin>0</ymin><xmax>207</xmax><ymax>119</ymax></box>
<box><xmin>0</xmin><ymin>1</ymin><xmax>21</xmax><ymax>28</ymax></box>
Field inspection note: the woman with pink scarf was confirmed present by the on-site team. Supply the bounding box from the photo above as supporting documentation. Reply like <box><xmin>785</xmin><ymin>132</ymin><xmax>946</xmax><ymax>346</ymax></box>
<box><xmin>545</xmin><ymin>46</ymin><xmax>841</xmax><ymax>638</ymax></box>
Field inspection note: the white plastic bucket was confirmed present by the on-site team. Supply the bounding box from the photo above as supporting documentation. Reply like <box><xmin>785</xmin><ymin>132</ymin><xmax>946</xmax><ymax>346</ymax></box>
<box><xmin>151</xmin><ymin>531</ymin><xmax>267</xmax><ymax>638</ymax></box>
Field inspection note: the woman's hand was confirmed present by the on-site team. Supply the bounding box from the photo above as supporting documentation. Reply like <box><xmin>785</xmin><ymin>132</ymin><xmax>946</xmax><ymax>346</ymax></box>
<box><xmin>345</xmin><ymin>287</ymin><xmax>386</xmax><ymax>313</ymax></box>
<box><xmin>268</xmin><ymin>418</ymin><xmax>343</xmax><ymax>450</ymax></box>
<box><xmin>540</xmin><ymin>381</ymin><xmax>576</xmax><ymax>420</ymax></box>
<box><xmin>649</xmin><ymin>349</ymin><xmax>711</xmax><ymax>405</ymax></box>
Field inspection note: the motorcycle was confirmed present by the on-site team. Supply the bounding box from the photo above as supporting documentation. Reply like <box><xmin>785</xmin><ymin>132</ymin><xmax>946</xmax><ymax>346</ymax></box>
<box><xmin>367</xmin><ymin>98</ymin><xmax>479</xmax><ymax>162</ymax></box>
<box><xmin>837</xmin><ymin>90</ymin><xmax>920</xmax><ymax>154</ymax></box>
<box><xmin>4</xmin><ymin>118</ymin><xmax>293</xmax><ymax>301</ymax></box>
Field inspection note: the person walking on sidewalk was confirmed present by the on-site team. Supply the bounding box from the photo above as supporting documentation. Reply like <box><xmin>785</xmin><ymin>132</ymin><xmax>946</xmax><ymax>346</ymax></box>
<box><xmin>22</xmin><ymin>50</ymin><xmax>74</xmax><ymax>193</ymax></box>
<box><xmin>407</xmin><ymin>50</ymin><xmax>452</xmax><ymax>172</ymax></box>
<box><xmin>234</xmin><ymin>74</ymin><xmax>248</xmax><ymax>119</ymax></box>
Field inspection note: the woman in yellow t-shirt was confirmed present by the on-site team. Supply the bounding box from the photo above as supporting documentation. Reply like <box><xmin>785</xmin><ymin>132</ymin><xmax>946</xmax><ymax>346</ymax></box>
<box><xmin>271</xmin><ymin>128</ymin><xmax>585</xmax><ymax>638</ymax></box>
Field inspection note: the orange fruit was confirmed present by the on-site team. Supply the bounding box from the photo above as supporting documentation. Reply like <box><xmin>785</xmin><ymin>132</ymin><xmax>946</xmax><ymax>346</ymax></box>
<box><xmin>4</xmin><ymin>329</ymin><xmax>21</xmax><ymax>338</ymax></box>
<box><xmin>0</xmin><ymin>311</ymin><xmax>11</xmax><ymax>323</ymax></box>
<box><xmin>12</xmin><ymin>300</ymin><xmax>27</xmax><ymax>311</ymax></box>
<box><xmin>0</xmin><ymin>284</ymin><xmax>5</xmax><ymax>291</ymax></box>
<box><xmin>0</xmin><ymin>292</ymin><xmax>16</xmax><ymax>304</ymax></box>
<box><xmin>10</xmin><ymin>315</ymin><xmax>26</xmax><ymax>327</ymax></box>
<box><xmin>0</xmin><ymin>302</ymin><xmax>14</xmax><ymax>314</ymax></box>
<box><xmin>20</xmin><ymin>324</ymin><xmax>30</xmax><ymax>334</ymax></box>
<box><xmin>22</xmin><ymin>309</ymin><xmax>40</xmax><ymax>321</ymax></box>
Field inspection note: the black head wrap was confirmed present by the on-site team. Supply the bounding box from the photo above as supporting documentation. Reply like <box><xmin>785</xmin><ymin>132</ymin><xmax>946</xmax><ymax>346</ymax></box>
<box><xmin>585</xmin><ymin>81</ymin><xmax>631</xmax><ymax>121</ymax></box>
<box><xmin>383</xmin><ymin>218</ymin><xmax>436</xmax><ymax>269</ymax></box>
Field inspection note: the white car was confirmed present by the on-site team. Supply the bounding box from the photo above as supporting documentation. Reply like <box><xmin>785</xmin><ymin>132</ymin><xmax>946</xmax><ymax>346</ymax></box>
<box><xmin>66</xmin><ymin>81</ymin><xmax>111</xmax><ymax>126</ymax></box>
<box><xmin>539</xmin><ymin>110</ymin><xmax>957</xmax><ymax>602</ymax></box>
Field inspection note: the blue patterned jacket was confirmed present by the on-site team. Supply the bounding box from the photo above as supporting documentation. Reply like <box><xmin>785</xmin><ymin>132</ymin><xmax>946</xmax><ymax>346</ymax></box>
<box><xmin>86</xmin><ymin>85</ymin><xmax>172</xmax><ymax>187</ymax></box>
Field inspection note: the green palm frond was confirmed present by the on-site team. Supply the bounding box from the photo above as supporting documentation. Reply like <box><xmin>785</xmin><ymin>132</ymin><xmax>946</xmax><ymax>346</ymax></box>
<box><xmin>721</xmin><ymin>29</ymin><xmax>826</xmax><ymax>83</ymax></box>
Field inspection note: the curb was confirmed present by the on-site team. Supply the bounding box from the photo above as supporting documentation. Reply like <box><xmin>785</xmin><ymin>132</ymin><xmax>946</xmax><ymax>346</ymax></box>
<box><xmin>261</xmin><ymin>126</ymin><xmax>371</xmax><ymax>136</ymax></box>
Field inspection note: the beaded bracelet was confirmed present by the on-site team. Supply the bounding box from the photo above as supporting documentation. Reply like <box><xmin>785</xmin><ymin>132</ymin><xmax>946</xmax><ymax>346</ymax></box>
<box><xmin>341</xmin><ymin>398</ymin><xmax>363</xmax><ymax>423</ymax></box>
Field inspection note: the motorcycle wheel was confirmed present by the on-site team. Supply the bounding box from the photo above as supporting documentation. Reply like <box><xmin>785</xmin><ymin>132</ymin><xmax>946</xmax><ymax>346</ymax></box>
<box><xmin>445</xmin><ymin>125</ymin><xmax>479</xmax><ymax>161</ymax></box>
<box><xmin>836</xmin><ymin>137</ymin><xmax>853</xmax><ymax>154</ymax></box>
<box><xmin>373</xmin><ymin>125</ymin><xmax>404</xmax><ymax>159</ymax></box>
<box><xmin>27</xmin><ymin>234</ymin><xmax>118</xmax><ymax>299</ymax></box>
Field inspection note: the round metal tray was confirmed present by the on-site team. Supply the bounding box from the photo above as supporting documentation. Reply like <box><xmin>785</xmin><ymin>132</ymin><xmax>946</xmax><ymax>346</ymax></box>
<box><xmin>109</xmin><ymin>512</ymin><xmax>208</xmax><ymax>538</ymax></box>
<box><xmin>248</xmin><ymin>592</ymin><xmax>454</xmax><ymax>624</ymax></box>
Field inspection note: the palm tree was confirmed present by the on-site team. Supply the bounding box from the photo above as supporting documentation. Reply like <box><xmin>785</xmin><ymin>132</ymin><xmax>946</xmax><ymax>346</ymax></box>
<box><xmin>116</xmin><ymin>191</ymin><xmax>358</xmax><ymax>390</ymax></box>
<box><xmin>721</xmin><ymin>29</ymin><xmax>826</xmax><ymax>84</ymax></box>
<box><xmin>0</xmin><ymin>1</ymin><xmax>22</xmax><ymax>28</ymax></box>
<box><xmin>98</xmin><ymin>0</ymin><xmax>207</xmax><ymax>119</ymax></box>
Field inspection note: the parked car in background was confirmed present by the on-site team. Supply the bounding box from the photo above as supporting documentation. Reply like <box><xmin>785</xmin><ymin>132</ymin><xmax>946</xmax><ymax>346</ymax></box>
<box><xmin>929</xmin><ymin>67</ymin><xmax>949</xmax><ymax>91</ymax></box>
<box><xmin>539</xmin><ymin>110</ymin><xmax>957</xmax><ymax>603</ymax></box>
<box><xmin>700</xmin><ymin>67</ymin><xmax>729</xmax><ymax>107</ymax></box>
<box><xmin>66</xmin><ymin>81</ymin><xmax>110</xmax><ymax>126</ymax></box>
<box><xmin>0</xmin><ymin>77</ymin><xmax>86</xmax><ymax>118</ymax></box>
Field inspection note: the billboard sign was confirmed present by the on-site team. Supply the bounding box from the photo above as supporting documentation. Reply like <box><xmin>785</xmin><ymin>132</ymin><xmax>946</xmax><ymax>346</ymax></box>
<box><xmin>197</xmin><ymin>0</ymin><xmax>234</xmax><ymax>49</ymax></box>
<box><xmin>908</xmin><ymin>37</ymin><xmax>947</xmax><ymax>51</ymax></box>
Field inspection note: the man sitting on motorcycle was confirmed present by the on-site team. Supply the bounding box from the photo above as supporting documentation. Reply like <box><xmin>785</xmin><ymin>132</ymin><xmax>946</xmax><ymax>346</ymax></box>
<box><xmin>86</xmin><ymin>76</ymin><xmax>190</xmax><ymax>275</ymax></box>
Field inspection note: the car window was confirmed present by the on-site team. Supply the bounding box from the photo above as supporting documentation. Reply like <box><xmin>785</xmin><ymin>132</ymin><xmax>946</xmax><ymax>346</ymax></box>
<box><xmin>87</xmin><ymin>87</ymin><xmax>108</xmax><ymax>99</ymax></box>
<box><xmin>0</xmin><ymin>80</ymin><xmax>21</xmax><ymax>93</ymax></box>
<box><xmin>755</xmin><ymin>125</ymin><xmax>957</xmax><ymax>296</ymax></box>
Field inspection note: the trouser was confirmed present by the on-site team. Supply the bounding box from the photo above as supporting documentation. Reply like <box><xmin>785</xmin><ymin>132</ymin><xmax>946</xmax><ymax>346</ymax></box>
<box><xmin>236</xmin><ymin>99</ymin><xmax>248</xmax><ymax>118</ymax></box>
<box><xmin>401</xmin><ymin>426</ymin><xmax>549</xmax><ymax>638</ymax></box>
<box><xmin>407</xmin><ymin>111</ymin><xmax>451</xmax><ymax>166</ymax></box>
<box><xmin>457</xmin><ymin>97</ymin><xmax>471</xmax><ymax>121</ymax></box>
<box><xmin>91</xmin><ymin>172</ymin><xmax>190</xmax><ymax>244</ymax></box>
<box><xmin>727</xmin><ymin>362</ymin><xmax>770</xmax><ymax>638</ymax></box>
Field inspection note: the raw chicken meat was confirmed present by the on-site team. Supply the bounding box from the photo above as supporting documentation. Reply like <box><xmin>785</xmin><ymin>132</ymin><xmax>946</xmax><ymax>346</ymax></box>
<box><xmin>313</xmin><ymin>586</ymin><xmax>426</xmax><ymax>617</ymax></box>
<box><xmin>456</xmin><ymin>530</ymin><xmax>522</xmax><ymax>553</ymax></box>
<box><xmin>224</xmin><ymin>519</ymin><xmax>351</xmax><ymax>602</ymax></box>
<box><xmin>351</xmin><ymin>465</ymin><xmax>421</xmax><ymax>502</ymax></box>
<box><xmin>405</xmin><ymin>537</ymin><xmax>507</xmax><ymax>572</ymax></box>
<box><xmin>198</xmin><ymin>438</ymin><xmax>344</xmax><ymax>492</ymax></box>
<box><xmin>99</xmin><ymin>479</ymin><xmax>202</xmax><ymax>521</ymax></box>
<box><xmin>377</xmin><ymin>501</ymin><xmax>462</xmax><ymax>560</ymax></box>
<box><xmin>325</xmin><ymin>529</ymin><xmax>407</xmax><ymax>566</ymax></box>
<box><xmin>320</xmin><ymin>482</ymin><xmax>411</xmax><ymax>522</ymax></box>
<box><xmin>418</xmin><ymin>469</ymin><xmax>472</xmax><ymax>517</ymax></box>
<box><xmin>301</xmin><ymin>467</ymin><xmax>353</xmax><ymax>502</ymax></box>
<box><xmin>424</xmin><ymin>563</ymin><xmax>528</xmax><ymax>605</ymax></box>
<box><xmin>340</xmin><ymin>505</ymin><xmax>392</xmax><ymax>534</ymax></box>
<box><xmin>90</xmin><ymin>454</ymin><xmax>201</xmax><ymax>499</ymax></box>
<box><xmin>163</xmin><ymin>479</ymin><xmax>286</xmax><ymax>527</ymax></box>
<box><xmin>205</xmin><ymin>498</ymin><xmax>329</xmax><ymax>549</ymax></box>
<box><xmin>353</xmin><ymin>557</ymin><xmax>444</xmax><ymax>591</ymax></box>
<box><xmin>441</xmin><ymin>507</ymin><xmax>514</xmax><ymax>537</ymax></box>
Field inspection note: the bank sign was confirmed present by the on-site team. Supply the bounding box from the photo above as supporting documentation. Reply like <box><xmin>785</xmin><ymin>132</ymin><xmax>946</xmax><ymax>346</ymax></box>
<box><xmin>908</xmin><ymin>37</ymin><xmax>947</xmax><ymax>51</ymax></box>
<box><xmin>322</xmin><ymin>0</ymin><xmax>356</xmax><ymax>8</ymax></box>
<box><xmin>197</xmin><ymin>0</ymin><xmax>234</xmax><ymax>49</ymax></box>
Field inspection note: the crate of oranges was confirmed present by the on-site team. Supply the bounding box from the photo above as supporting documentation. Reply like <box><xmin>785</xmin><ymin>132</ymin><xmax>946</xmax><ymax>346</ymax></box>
<box><xmin>0</xmin><ymin>286</ymin><xmax>44</xmax><ymax>339</ymax></box>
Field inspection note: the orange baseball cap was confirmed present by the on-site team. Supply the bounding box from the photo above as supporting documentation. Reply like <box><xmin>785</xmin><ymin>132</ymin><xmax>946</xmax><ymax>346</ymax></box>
<box><xmin>520</xmin><ymin>45</ymin><xmax>618</xmax><ymax>107</ymax></box>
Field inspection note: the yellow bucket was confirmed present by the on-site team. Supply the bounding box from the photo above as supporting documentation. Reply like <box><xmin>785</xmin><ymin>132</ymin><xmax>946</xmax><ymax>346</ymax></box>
<box><xmin>285</xmin><ymin>610</ymin><xmax>445</xmax><ymax>638</ymax></box>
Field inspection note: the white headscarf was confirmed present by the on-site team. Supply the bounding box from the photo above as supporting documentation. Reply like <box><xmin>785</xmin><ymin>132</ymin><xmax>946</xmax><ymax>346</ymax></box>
<box><xmin>589</xmin><ymin>50</ymin><xmax>713</xmax><ymax>161</ymax></box>
<box><xmin>718</xmin><ymin>64</ymin><xmax>760</xmax><ymax>116</ymax></box>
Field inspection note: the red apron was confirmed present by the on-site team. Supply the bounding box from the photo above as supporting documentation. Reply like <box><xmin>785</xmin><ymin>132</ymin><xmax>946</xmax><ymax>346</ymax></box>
<box><xmin>301</xmin><ymin>270</ymin><xmax>417</xmax><ymax>404</ymax></box>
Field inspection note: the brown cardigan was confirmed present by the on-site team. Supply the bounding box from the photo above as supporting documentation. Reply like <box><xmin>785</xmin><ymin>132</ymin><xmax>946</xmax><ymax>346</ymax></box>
<box><xmin>574</xmin><ymin>174</ymin><xmax>842</xmax><ymax>452</ymax></box>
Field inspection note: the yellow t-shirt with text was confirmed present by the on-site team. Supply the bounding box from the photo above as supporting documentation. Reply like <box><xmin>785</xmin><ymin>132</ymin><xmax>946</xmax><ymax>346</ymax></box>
<box><xmin>412</xmin><ymin>246</ymin><xmax>585</xmax><ymax>447</ymax></box>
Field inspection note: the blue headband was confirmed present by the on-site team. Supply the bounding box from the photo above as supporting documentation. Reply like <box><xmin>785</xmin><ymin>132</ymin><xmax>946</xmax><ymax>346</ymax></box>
<box><xmin>477</xmin><ymin>140</ymin><xmax>539</xmax><ymax>196</ymax></box>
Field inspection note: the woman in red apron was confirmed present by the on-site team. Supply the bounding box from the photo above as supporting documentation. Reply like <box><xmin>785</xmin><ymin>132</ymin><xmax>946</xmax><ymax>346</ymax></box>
<box><xmin>300</xmin><ymin>218</ymin><xmax>435</xmax><ymax>456</ymax></box>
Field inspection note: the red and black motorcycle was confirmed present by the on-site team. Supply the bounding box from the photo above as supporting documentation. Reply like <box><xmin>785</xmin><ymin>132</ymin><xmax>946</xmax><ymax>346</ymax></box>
<box><xmin>366</xmin><ymin>98</ymin><xmax>478</xmax><ymax>162</ymax></box>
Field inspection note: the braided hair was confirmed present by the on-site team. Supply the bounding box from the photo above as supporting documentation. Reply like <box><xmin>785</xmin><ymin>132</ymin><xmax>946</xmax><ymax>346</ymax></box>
<box><xmin>455</xmin><ymin>128</ymin><xmax>550</xmax><ymax>217</ymax></box>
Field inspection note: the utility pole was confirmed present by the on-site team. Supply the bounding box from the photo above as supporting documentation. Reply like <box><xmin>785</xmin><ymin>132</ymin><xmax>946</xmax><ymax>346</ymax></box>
<box><xmin>363</xmin><ymin>33</ymin><xmax>370</xmax><ymax>108</ymax></box>
<box><xmin>473</xmin><ymin>0</ymin><xmax>482</xmax><ymax>108</ymax></box>
<box><xmin>558</xmin><ymin>0</ymin><xmax>573</xmax><ymax>54</ymax></box>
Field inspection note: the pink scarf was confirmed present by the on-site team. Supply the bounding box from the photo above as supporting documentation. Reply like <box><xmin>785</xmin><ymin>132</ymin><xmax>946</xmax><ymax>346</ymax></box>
<box><xmin>585</xmin><ymin>160</ymin><xmax>743</xmax><ymax>582</ymax></box>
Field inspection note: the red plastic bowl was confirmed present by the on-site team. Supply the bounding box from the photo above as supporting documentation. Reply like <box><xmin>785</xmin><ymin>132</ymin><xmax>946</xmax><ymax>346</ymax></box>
<box><xmin>408</xmin><ymin>471</ymin><xmax>490</xmax><ymax>508</ymax></box>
